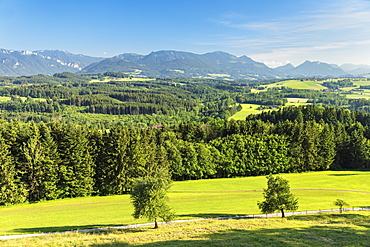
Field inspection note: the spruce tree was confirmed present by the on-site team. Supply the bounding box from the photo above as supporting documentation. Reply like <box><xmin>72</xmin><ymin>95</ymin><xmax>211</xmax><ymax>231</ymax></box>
<box><xmin>56</xmin><ymin>124</ymin><xmax>95</xmax><ymax>197</ymax></box>
<box><xmin>0</xmin><ymin>134</ymin><xmax>27</xmax><ymax>205</ymax></box>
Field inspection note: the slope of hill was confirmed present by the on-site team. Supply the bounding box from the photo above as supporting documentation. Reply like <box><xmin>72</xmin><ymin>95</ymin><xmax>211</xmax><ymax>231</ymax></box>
<box><xmin>0</xmin><ymin>49</ymin><xmax>103</xmax><ymax>76</ymax></box>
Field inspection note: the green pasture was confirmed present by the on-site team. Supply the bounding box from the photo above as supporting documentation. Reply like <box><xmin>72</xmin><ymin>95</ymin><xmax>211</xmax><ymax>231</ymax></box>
<box><xmin>0</xmin><ymin>171</ymin><xmax>369</xmax><ymax>236</ymax></box>
<box><xmin>0</xmin><ymin>96</ymin><xmax>11</xmax><ymax>102</ymax></box>
<box><xmin>2</xmin><ymin>212</ymin><xmax>370</xmax><ymax>246</ymax></box>
<box><xmin>228</xmin><ymin>104</ymin><xmax>265</xmax><ymax>120</ymax></box>
<box><xmin>229</xmin><ymin>99</ymin><xmax>310</xmax><ymax>120</ymax></box>
<box><xmin>0</xmin><ymin>96</ymin><xmax>46</xmax><ymax>102</ymax></box>
<box><xmin>351</xmin><ymin>79</ymin><xmax>370</xmax><ymax>87</ymax></box>
<box><xmin>172</xmin><ymin>170</ymin><xmax>370</xmax><ymax>192</ymax></box>
<box><xmin>207</xmin><ymin>73</ymin><xmax>231</xmax><ymax>78</ymax></box>
<box><xmin>263</xmin><ymin>79</ymin><xmax>327</xmax><ymax>90</ymax></box>
<box><xmin>285</xmin><ymin>97</ymin><xmax>310</xmax><ymax>107</ymax></box>
<box><xmin>345</xmin><ymin>89</ymin><xmax>370</xmax><ymax>99</ymax></box>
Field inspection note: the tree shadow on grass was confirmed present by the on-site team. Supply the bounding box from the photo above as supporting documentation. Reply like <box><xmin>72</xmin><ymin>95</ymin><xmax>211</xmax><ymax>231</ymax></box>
<box><xmin>84</xmin><ymin>213</ymin><xmax>370</xmax><ymax>246</ymax></box>
<box><xmin>12</xmin><ymin>224</ymin><xmax>141</xmax><ymax>234</ymax></box>
<box><xmin>290</xmin><ymin>213</ymin><xmax>369</xmax><ymax>220</ymax></box>
<box><xmin>328</xmin><ymin>174</ymin><xmax>359</xmax><ymax>176</ymax></box>
<box><xmin>90</xmin><ymin>224</ymin><xmax>370</xmax><ymax>246</ymax></box>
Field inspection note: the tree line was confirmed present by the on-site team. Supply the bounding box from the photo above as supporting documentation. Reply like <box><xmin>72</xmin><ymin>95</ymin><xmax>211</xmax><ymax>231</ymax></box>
<box><xmin>1</xmin><ymin>105</ymin><xmax>370</xmax><ymax>205</ymax></box>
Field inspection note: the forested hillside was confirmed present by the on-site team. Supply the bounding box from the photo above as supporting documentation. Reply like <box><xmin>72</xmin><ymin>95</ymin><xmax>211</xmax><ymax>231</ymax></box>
<box><xmin>1</xmin><ymin>73</ymin><xmax>370</xmax><ymax>205</ymax></box>
<box><xmin>1</xmin><ymin>105</ymin><xmax>370</xmax><ymax>205</ymax></box>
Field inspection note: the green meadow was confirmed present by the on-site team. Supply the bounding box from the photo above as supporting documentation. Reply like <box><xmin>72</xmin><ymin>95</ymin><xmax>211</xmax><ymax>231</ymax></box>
<box><xmin>2</xmin><ymin>212</ymin><xmax>370</xmax><ymax>246</ymax></box>
<box><xmin>263</xmin><ymin>79</ymin><xmax>327</xmax><ymax>90</ymax></box>
<box><xmin>345</xmin><ymin>89</ymin><xmax>370</xmax><ymax>99</ymax></box>
<box><xmin>0</xmin><ymin>96</ymin><xmax>46</xmax><ymax>102</ymax></box>
<box><xmin>228</xmin><ymin>103</ymin><xmax>265</xmax><ymax>120</ymax></box>
<box><xmin>229</xmin><ymin>98</ymin><xmax>310</xmax><ymax>120</ymax></box>
<box><xmin>0</xmin><ymin>171</ymin><xmax>369</xmax><ymax>236</ymax></box>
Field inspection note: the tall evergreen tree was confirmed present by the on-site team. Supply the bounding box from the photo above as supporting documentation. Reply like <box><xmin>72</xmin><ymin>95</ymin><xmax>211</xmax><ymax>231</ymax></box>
<box><xmin>0</xmin><ymin>134</ymin><xmax>27</xmax><ymax>205</ymax></box>
<box><xmin>56</xmin><ymin>124</ymin><xmax>95</xmax><ymax>197</ymax></box>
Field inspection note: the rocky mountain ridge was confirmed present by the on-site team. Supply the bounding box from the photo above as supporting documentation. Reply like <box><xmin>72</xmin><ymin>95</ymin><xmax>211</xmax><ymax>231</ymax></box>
<box><xmin>1</xmin><ymin>48</ymin><xmax>368</xmax><ymax>78</ymax></box>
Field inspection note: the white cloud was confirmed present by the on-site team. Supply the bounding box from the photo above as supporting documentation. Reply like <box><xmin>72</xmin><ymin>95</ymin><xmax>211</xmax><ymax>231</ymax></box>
<box><xmin>210</xmin><ymin>0</ymin><xmax>370</xmax><ymax>65</ymax></box>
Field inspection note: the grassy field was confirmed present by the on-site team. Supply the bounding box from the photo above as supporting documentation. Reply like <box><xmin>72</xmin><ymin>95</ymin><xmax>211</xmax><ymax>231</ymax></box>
<box><xmin>0</xmin><ymin>171</ymin><xmax>369</xmax><ymax>237</ymax></box>
<box><xmin>229</xmin><ymin>99</ymin><xmax>310</xmax><ymax>120</ymax></box>
<box><xmin>228</xmin><ymin>103</ymin><xmax>266</xmax><ymax>120</ymax></box>
<box><xmin>345</xmin><ymin>89</ymin><xmax>370</xmax><ymax>99</ymax></box>
<box><xmin>2</xmin><ymin>212</ymin><xmax>370</xmax><ymax>246</ymax></box>
<box><xmin>207</xmin><ymin>73</ymin><xmax>231</xmax><ymax>78</ymax></box>
<box><xmin>0</xmin><ymin>96</ymin><xmax>46</xmax><ymax>102</ymax></box>
<box><xmin>350</xmin><ymin>79</ymin><xmax>370</xmax><ymax>87</ymax></box>
<box><xmin>262</xmin><ymin>79</ymin><xmax>327</xmax><ymax>90</ymax></box>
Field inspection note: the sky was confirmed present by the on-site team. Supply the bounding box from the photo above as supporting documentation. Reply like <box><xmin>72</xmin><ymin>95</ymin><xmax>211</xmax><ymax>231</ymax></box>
<box><xmin>1</xmin><ymin>0</ymin><xmax>370</xmax><ymax>67</ymax></box>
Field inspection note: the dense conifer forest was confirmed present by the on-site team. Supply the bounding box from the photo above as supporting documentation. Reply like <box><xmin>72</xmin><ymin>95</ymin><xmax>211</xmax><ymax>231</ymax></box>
<box><xmin>0</xmin><ymin>73</ymin><xmax>369</xmax><ymax>205</ymax></box>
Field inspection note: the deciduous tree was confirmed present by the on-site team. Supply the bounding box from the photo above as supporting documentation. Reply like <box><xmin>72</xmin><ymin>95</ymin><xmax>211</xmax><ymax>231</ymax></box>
<box><xmin>334</xmin><ymin>199</ymin><xmax>349</xmax><ymax>213</ymax></box>
<box><xmin>130</xmin><ymin>168</ymin><xmax>174</xmax><ymax>228</ymax></box>
<box><xmin>257</xmin><ymin>175</ymin><xmax>298</xmax><ymax>217</ymax></box>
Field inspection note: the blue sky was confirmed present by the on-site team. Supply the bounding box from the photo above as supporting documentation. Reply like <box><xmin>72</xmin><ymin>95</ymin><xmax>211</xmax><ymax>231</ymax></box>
<box><xmin>1</xmin><ymin>0</ymin><xmax>370</xmax><ymax>67</ymax></box>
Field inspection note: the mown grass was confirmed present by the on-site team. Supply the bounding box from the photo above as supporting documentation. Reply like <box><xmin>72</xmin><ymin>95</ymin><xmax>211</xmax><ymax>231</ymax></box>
<box><xmin>0</xmin><ymin>96</ymin><xmax>46</xmax><ymax>102</ymax></box>
<box><xmin>229</xmin><ymin>99</ymin><xmax>310</xmax><ymax>120</ymax></box>
<box><xmin>351</xmin><ymin>79</ymin><xmax>370</xmax><ymax>87</ymax></box>
<box><xmin>345</xmin><ymin>90</ymin><xmax>370</xmax><ymax>99</ymax></box>
<box><xmin>2</xmin><ymin>212</ymin><xmax>370</xmax><ymax>246</ymax></box>
<box><xmin>263</xmin><ymin>80</ymin><xmax>327</xmax><ymax>90</ymax></box>
<box><xmin>171</xmin><ymin>171</ymin><xmax>370</xmax><ymax>192</ymax></box>
<box><xmin>0</xmin><ymin>171</ymin><xmax>369</xmax><ymax>237</ymax></box>
<box><xmin>228</xmin><ymin>103</ymin><xmax>265</xmax><ymax>120</ymax></box>
<box><xmin>207</xmin><ymin>73</ymin><xmax>231</xmax><ymax>78</ymax></box>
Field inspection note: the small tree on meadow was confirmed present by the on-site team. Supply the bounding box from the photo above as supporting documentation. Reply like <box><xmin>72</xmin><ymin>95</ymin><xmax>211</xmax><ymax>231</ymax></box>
<box><xmin>130</xmin><ymin>168</ymin><xmax>175</xmax><ymax>229</ymax></box>
<box><xmin>258</xmin><ymin>175</ymin><xmax>298</xmax><ymax>218</ymax></box>
<box><xmin>334</xmin><ymin>199</ymin><xmax>349</xmax><ymax>213</ymax></box>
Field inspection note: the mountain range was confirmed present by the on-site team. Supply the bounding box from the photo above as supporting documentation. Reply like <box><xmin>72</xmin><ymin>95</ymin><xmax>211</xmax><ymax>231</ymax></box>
<box><xmin>0</xmin><ymin>49</ymin><xmax>103</xmax><ymax>76</ymax></box>
<box><xmin>1</xmin><ymin>48</ymin><xmax>369</xmax><ymax>79</ymax></box>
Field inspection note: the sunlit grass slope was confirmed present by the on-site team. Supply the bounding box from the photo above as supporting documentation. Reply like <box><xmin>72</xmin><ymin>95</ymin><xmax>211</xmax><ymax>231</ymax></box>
<box><xmin>229</xmin><ymin>99</ymin><xmax>310</xmax><ymax>120</ymax></box>
<box><xmin>2</xmin><ymin>212</ymin><xmax>370</xmax><ymax>246</ymax></box>
<box><xmin>0</xmin><ymin>171</ymin><xmax>369</xmax><ymax>235</ymax></box>
<box><xmin>263</xmin><ymin>79</ymin><xmax>327</xmax><ymax>90</ymax></box>
<box><xmin>228</xmin><ymin>103</ymin><xmax>265</xmax><ymax>120</ymax></box>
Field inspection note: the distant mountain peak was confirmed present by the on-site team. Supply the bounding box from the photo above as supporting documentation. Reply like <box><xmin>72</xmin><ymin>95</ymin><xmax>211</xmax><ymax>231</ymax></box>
<box><xmin>0</xmin><ymin>48</ymin><xmax>104</xmax><ymax>76</ymax></box>
<box><xmin>80</xmin><ymin>50</ymin><xmax>277</xmax><ymax>79</ymax></box>
<box><xmin>0</xmin><ymin>48</ymin><xmax>359</xmax><ymax>78</ymax></box>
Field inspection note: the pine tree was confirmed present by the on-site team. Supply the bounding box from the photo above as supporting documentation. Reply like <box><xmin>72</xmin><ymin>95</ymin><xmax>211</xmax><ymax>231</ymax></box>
<box><xmin>0</xmin><ymin>134</ymin><xmax>27</xmax><ymax>205</ymax></box>
<box><xmin>318</xmin><ymin>124</ymin><xmax>336</xmax><ymax>170</ymax></box>
<box><xmin>56</xmin><ymin>124</ymin><xmax>95</xmax><ymax>198</ymax></box>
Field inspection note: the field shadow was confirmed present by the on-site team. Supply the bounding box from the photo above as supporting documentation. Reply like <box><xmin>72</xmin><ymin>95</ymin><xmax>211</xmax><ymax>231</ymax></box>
<box><xmin>12</xmin><ymin>224</ymin><xmax>127</xmax><ymax>234</ymax></box>
<box><xmin>289</xmin><ymin>213</ymin><xmax>369</xmax><ymax>222</ymax></box>
<box><xmin>328</xmin><ymin>174</ymin><xmax>359</xmax><ymax>176</ymax></box>
<box><xmin>89</xmin><ymin>220</ymin><xmax>370</xmax><ymax>246</ymax></box>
